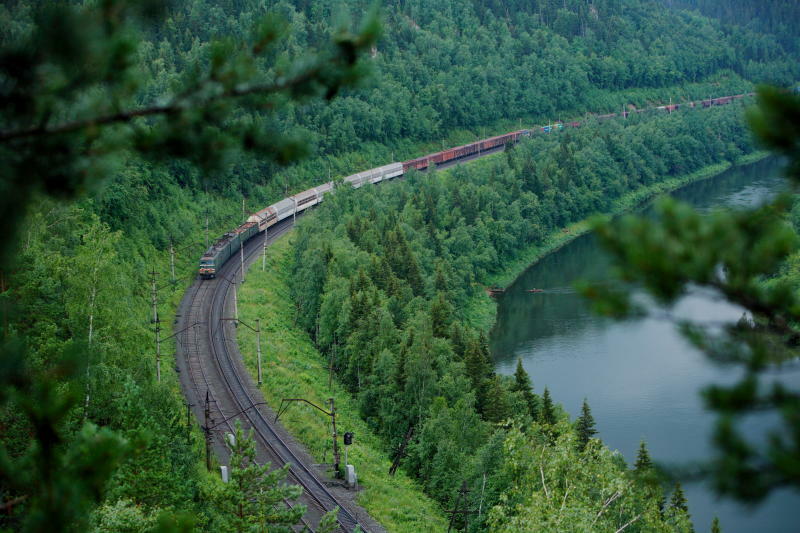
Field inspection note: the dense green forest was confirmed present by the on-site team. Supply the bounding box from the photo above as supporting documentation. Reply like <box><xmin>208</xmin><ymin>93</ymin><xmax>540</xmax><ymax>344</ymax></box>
<box><xmin>288</xmin><ymin>103</ymin><xmax>755</xmax><ymax>532</ymax></box>
<box><xmin>1</xmin><ymin>0</ymin><xmax>798</xmax><ymax>531</ymax></box>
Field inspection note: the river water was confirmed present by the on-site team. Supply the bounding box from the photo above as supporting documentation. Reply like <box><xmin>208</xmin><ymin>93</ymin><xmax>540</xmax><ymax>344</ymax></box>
<box><xmin>491</xmin><ymin>157</ymin><xmax>800</xmax><ymax>532</ymax></box>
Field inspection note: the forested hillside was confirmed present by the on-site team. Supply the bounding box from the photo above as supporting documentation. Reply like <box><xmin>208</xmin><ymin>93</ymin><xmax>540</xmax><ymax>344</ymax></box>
<box><xmin>288</xmin><ymin>103</ymin><xmax>755</xmax><ymax>532</ymax></box>
<box><xmin>1</xmin><ymin>0</ymin><xmax>797</xmax><ymax>531</ymax></box>
<box><xmin>659</xmin><ymin>0</ymin><xmax>800</xmax><ymax>53</ymax></box>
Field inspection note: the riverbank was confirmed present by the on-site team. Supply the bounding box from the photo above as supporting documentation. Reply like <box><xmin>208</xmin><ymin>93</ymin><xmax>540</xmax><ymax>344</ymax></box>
<box><xmin>462</xmin><ymin>150</ymin><xmax>770</xmax><ymax>332</ymax></box>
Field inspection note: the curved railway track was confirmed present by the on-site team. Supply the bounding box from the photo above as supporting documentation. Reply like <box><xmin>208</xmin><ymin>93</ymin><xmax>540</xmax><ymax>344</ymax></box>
<box><xmin>175</xmin><ymin>217</ymin><xmax>368</xmax><ymax>532</ymax></box>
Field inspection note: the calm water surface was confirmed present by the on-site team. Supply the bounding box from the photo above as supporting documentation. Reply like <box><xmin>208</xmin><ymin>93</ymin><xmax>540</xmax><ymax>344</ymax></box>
<box><xmin>491</xmin><ymin>157</ymin><xmax>800</xmax><ymax>533</ymax></box>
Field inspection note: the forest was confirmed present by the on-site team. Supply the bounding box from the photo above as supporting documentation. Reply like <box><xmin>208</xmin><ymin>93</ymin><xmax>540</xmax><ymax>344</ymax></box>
<box><xmin>0</xmin><ymin>0</ymin><xmax>798</xmax><ymax>531</ymax></box>
<box><xmin>287</xmin><ymin>103</ymin><xmax>755</xmax><ymax>532</ymax></box>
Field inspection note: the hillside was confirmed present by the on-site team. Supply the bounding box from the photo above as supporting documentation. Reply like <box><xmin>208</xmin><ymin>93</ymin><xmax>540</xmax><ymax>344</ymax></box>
<box><xmin>0</xmin><ymin>0</ymin><xmax>798</xmax><ymax>531</ymax></box>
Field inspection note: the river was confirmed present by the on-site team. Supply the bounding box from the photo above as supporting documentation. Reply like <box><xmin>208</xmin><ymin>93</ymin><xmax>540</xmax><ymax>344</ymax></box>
<box><xmin>491</xmin><ymin>157</ymin><xmax>800</xmax><ymax>532</ymax></box>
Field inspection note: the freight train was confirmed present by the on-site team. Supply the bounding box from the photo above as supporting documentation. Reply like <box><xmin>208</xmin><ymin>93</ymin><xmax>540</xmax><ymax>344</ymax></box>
<box><xmin>198</xmin><ymin>92</ymin><xmax>752</xmax><ymax>279</ymax></box>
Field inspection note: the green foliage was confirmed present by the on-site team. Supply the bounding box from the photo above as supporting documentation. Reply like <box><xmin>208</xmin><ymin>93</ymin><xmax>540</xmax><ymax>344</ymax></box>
<box><xmin>487</xmin><ymin>425</ymin><xmax>670</xmax><ymax>532</ymax></box>
<box><xmin>541</xmin><ymin>387</ymin><xmax>557</xmax><ymax>426</ymax></box>
<box><xmin>283</xmin><ymin>103</ymin><xmax>760</xmax><ymax>528</ymax></box>
<box><xmin>210</xmin><ymin>421</ymin><xmax>304</xmax><ymax>532</ymax></box>
<box><xmin>510</xmin><ymin>358</ymin><xmax>538</xmax><ymax>421</ymax></box>
<box><xmin>635</xmin><ymin>441</ymin><xmax>654</xmax><ymax>472</ymax></box>
<box><xmin>587</xmin><ymin>87</ymin><xmax>800</xmax><ymax>503</ymax></box>
<box><xmin>711</xmin><ymin>516</ymin><xmax>722</xmax><ymax>533</ymax></box>
<box><xmin>0</xmin><ymin>0</ymin><xmax>377</xmax><ymax>529</ymax></box>
<box><xmin>237</xmin><ymin>235</ymin><xmax>448</xmax><ymax>532</ymax></box>
<box><xmin>2</xmin><ymin>0</ymin><xmax>796</xmax><ymax>529</ymax></box>
<box><xmin>574</xmin><ymin>398</ymin><xmax>597</xmax><ymax>450</ymax></box>
<box><xmin>0</xmin><ymin>0</ymin><xmax>378</xmax><ymax>263</ymax></box>
<box><xmin>0</xmin><ymin>345</ymin><xmax>129</xmax><ymax>533</ymax></box>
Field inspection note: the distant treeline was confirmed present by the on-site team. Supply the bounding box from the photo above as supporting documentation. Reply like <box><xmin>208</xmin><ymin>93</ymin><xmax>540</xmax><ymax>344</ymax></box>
<box><xmin>658</xmin><ymin>0</ymin><xmax>800</xmax><ymax>52</ymax></box>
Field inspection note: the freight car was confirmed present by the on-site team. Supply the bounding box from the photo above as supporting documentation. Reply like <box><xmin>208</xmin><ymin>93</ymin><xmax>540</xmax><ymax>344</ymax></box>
<box><xmin>403</xmin><ymin>131</ymin><xmax>527</xmax><ymax>172</ymax></box>
<box><xmin>199</xmin><ymin>222</ymin><xmax>259</xmax><ymax>279</ymax></box>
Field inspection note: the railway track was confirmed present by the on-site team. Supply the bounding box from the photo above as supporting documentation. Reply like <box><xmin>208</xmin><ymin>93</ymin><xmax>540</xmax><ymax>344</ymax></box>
<box><xmin>173</xmin><ymin>143</ymin><xmax>516</xmax><ymax>532</ymax></box>
<box><xmin>175</xmin><ymin>217</ymin><xmax>367</xmax><ymax>532</ymax></box>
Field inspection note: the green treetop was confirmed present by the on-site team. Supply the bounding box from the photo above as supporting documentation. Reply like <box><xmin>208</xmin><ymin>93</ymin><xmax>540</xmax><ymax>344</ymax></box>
<box><xmin>575</xmin><ymin>398</ymin><xmax>598</xmax><ymax>450</ymax></box>
<box><xmin>635</xmin><ymin>440</ymin><xmax>653</xmax><ymax>471</ymax></box>
<box><xmin>510</xmin><ymin>358</ymin><xmax>538</xmax><ymax>421</ymax></box>
<box><xmin>212</xmin><ymin>421</ymin><xmax>308</xmax><ymax>532</ymax></box>
<box><xmin>541</xmin><ymin>387</ymin><xmax>556</xmax><ymax>426</ymax></box>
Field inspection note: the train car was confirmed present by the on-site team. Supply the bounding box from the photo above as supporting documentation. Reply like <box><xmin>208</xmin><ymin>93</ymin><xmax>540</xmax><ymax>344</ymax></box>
<box><xmin>403</xmin><ymin>156</ymin><xmax>429</xmax><ymax>172</ymax></box>
<box><xmin>404</xmin><ymin>131</ymin><xmax>525</xmax><ymax>171</ymax></box>
<box><xmin>199</xmin><ymin>222</ymin><xmax>258</xmax><ymax>279</ymax></box>
<box><xmin>273</xmin><ymin>197</ymin><xmax>296</xmax><ymax>222</ymax></box>
<box><xmin>318</xmin><ymin>181</ymin><xmax>335</xmax><ymax>198</ymax></box>
<box><xmin>344</xmin><ymin>163</ymin><xmax>403</xmax><ymax>188</ymax></box>
<box><xmin>292</xmin><ymin>188</ymin><xmax>320</xmax><ymax>213</ymax></box>
<box><xmin>248</xmin><ymin>205</ymin><xmax>277</xmax><ymax>232</ymax></box>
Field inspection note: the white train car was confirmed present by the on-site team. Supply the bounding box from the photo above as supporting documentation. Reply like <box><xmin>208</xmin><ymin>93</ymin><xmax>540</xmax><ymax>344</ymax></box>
<box><xmin>343</xmin><ymin>163</ymin><xmax>403</xmax><ymax>188</ymax></box>
<box><xmin>248</xmin><ymin>205</ymin><xmax>277</xmax><ymax>232</ymax></box>
<box><xmin>273</xmin><ymin>197</ymin><xmax>296</xmax><ymax>222</ymax></box>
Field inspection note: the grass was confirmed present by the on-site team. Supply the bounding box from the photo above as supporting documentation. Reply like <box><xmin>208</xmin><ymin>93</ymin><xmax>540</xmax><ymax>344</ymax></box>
<box><xmin>459</xmin><ymin>150</ymin><xmax>771</xmax><ymax>331</ymax></box>
<box><xmin>237</xmin><ymin>236</ymin><xmax>448</xmax><ymax>533</ymax></box>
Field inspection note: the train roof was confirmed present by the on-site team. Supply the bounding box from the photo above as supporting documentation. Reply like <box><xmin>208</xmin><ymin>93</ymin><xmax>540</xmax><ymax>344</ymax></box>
<box><xmin>272</xmin><ymin>197</ymin><xmax>295</xmax><ymax>212</ymax></box>
<box><xmin>202</xmin><ymin>222</ymin><xmax>256</xmax><ymax>257</ymax></box>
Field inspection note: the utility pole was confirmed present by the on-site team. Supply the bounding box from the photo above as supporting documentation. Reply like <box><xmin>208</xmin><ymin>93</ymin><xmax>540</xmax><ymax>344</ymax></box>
<box><xmin>205</xmin><ymin>209</ymin><xmax>209</xmax><ymax>249</ymax></box>
<box><xmin>255</xmin><ymin>318</ymin><xmax>262</xmax><ymax>385</ymax></box>
<box><xmin>233</xmin><ymin>280</ymin><xmax>238</xmax><ymax>324</ymax></box>
<box><xmin>226</xmin><ymin>318</ymin><xmax>263</xmax><ymax>385</ymax></box>
<box><xmin>204</xmin><ymin>390</ymin><xmax>212</xmax><ymax>471</ymax></box>
<box><xmin>261</xmin><ymin>225</ymin><xmax>268</xmax><ymax>271</ymax></box>
<box><xmin>330</xmin><ymin>397</ymin><xmax>341</xmax><ymax>477</ymax></box>
<box><xmin>242</xmin><ymin>197</ymin><xmax>246</xmax><ymax>222</ymax></box>
<box><xmin>169</xmin><ymin>240</ymin><xmax>176</xmax><ymax>284</ymax></box>
<box><xmin>151</xmin><ymin>268</ymin><xmax>158</xmax><ymax>325</ymax></box>
<box><xmin>275</xmin><ymin>397</ymin><xmax>343</xmax><ymax>478</ymax></box>
<box><xmin>446</xmin><ymin>481</ymin><xmax>477</xmax><ymax>533</ymax></box>
<box><xmin>155</xmin><ymin>312</ymin><xmax>162</xmax><ymax>383</ymax></box>
<box><xmin>239</xmin><ymin>238</ymin><xmax>245</xmax><ymax>284</ymax></box>
<box><xmin>151</xmin><ymin>268</ymin><xmax>162</xmax><ymax>382</ymax></box>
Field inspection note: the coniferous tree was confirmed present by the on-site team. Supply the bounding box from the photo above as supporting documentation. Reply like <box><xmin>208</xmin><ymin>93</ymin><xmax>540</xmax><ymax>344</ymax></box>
<box><xmin>670</xmin><ymin>482</ymin><xmax>689</xmax><ymax>512</ymax></box>
<box><xmin>216</xmin><ymin>421</ymin><xmax>306</xmax><ymax>531</ymax></box>
<box><xmin>711</xmin><ymin>516</ymin><xmax>722</xmax><ymax>533</ymax></box>
<box><xmin>541</xmin><ymin>387</ymin><xmax>556</xmax><ymax>425</ymax></box>
<box><xmin>669</xmin><ymin>481</ymin><xmax>694</xmax><ymax>532</ymax></box>
<box><xmin>464</xmin><ymin>333</ymin><xmax>493</xmax><ymax>416</ymax></box>
<box><xmin>635</xmin><ymin>440</ymin><xmax>653</xmax><ymax>471</ymax></box>
<box><xmin>510</xmin><ymin>358</ymin><xmax>538</xmax><ymax>420</ymax></box>
<box><xmin>575</xmin><ymin>398</ymin><xmax>597</xmax><ymax>450</ymax></box>
<box><xmin>482</xmin><ymin>376</ymin><xmax>512</xmax><ymax>423</ymax></box>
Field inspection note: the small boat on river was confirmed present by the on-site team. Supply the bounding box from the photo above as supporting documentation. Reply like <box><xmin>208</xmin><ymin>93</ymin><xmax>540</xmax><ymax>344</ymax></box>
<box><xmin>527</xmin><ymin>288</ymin><xmax>544</xmax><ymax>293</ymax></box>
<box><xmin>487</xmin><ymin>286</ymin><xmax>505</xmax><ymax>297</ymax></box>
